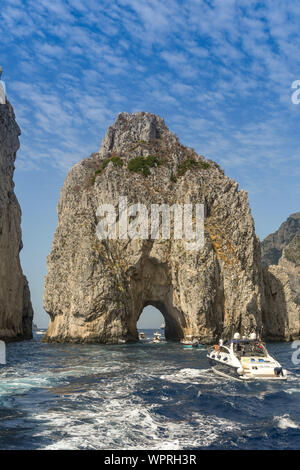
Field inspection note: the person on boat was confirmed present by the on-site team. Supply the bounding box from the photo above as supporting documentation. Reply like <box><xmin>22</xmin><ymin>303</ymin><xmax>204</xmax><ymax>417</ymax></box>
<box><xmin>235</xmin><ymin>342</ymin><xmax>246</xmax><ymax>357</ymax></box>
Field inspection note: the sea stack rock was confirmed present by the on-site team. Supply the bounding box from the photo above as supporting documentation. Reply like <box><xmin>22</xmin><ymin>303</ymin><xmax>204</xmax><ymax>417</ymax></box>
<box><xmin>44</xmin><ymin>112</ymin><xmax>266</xmax><ymax>344</ymax></box>
<box><xmin>262</xmin><ymin>218</ymin><xmax>300</xmax><ymax>341</ymax></box>
<box><xmin>0</xmin><ymin>100</ymin><xmax>33</xmax><ymax>341</ymax></box>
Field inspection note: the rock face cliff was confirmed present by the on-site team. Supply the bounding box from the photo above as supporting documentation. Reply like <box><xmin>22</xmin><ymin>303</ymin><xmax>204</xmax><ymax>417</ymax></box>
<box><xmin>261</xmin><ymin>217</ymin><xmax>300</xmax><ymax>341</ymax></box>
<box><xmin>0</xmin><ymin>101</ymin><xmax>33</xmax><ymax>341</ymax></box>
<box><xmin>261</xmin><ymin>213</ymin><xmax>300</xmax><ymax>266</ymax></box>
<box><xmin>44</xmin><ymin>112</ymin><xmax>269</xmax><ymax>344</ymax></box>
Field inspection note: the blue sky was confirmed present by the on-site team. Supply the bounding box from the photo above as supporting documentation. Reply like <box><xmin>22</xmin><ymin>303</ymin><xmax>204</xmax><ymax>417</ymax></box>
<box><xmin>1</xmin><ymin>0</ymin><xmax>300</xmax><ymax>327</ymax></box>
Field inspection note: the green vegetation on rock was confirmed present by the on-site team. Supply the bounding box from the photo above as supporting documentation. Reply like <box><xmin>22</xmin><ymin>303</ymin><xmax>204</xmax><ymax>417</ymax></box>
<box><xmin>172</xmin><ymin>157</ymin><xmax>210</xmax><ymax>180</ymax></box>
<box><xmin>91</xmin><ymin>155</ymin><xmax>124</xmax><ymax>184</ymax></box>
<box><xmin>127</xmin><ymin>154</ymin><xmax>164</xmax><ymax>177</ymax></box>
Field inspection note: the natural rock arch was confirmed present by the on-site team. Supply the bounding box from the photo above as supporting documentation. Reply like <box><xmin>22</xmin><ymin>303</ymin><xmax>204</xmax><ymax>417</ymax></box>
<box><xmin>43</xmin><ymin>112</ymin><xmax>298</xmax><ymax>344</ymax></box>
<box><xmin>124</xmin><ymin>257</ymin><xmax>187</xmax><ymax>341</ymax></box>
<box><xmin>139</xmin><ymin>302</ymin><xmax>184</xmax><ymax>341</ymax></box>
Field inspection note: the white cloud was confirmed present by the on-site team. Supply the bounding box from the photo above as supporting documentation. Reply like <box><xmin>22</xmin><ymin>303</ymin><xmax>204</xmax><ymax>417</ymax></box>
<box><xmin>1</xmin><ymin>0</ymin><xmax>300</xmax><ymax>190</ymax></box>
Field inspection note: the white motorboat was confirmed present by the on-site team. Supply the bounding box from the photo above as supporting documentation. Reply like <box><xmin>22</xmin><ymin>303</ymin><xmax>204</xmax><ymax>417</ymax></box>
<box><xmin>207</xmin><ymin>333</ymin><xmax>287</xmax><ymax>381</ymax></box>
<box><xmin>139</xmin><ymin>332</ymin><xmax>147</xmax><ymax>340</ymax></box>
<box><xmin>153</xmin><ymin>331</ymin><xmax>163</xmax><ymax>343</ymax></box>
<box><xmin>33</xmin><ymin>323</ymin><xmax>45</xmax><ymax>335</ymax></box>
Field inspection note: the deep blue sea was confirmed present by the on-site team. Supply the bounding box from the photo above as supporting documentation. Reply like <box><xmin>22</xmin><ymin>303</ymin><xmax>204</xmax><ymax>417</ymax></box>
<box><xmin>0</xmin><ymin>329</ymin><xmax>299</xmax><ymax>450</ymax></box>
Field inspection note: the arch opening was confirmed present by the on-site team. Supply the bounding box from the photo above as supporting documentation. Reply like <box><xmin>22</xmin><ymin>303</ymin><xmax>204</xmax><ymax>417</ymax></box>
<box><xmin>137</xmin><ymin>305</ymin><xmax>164</xmax><ymax>330</ymax></box>
<box><xmin>136</xmin><ymin>301</ymin><xmax>184</xmax><ymax>341</ymax></box>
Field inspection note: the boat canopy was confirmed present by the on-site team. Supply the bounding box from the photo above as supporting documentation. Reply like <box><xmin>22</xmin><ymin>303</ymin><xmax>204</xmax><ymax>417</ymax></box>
<box><xmin>226</xmin><ymin>339</ymin><xmax>267</xmax><ymax>357</ymax></box>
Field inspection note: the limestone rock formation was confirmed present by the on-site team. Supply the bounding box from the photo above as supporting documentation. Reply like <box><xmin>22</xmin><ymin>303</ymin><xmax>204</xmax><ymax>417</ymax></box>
<box><xmin>261</xmin><ymin>212</ymin><xmax>300</xmax><ymax>266</ymax></box>
<box><xmin>263</xmin><ymin>239</ymin><xmax>300</xmax><ymax>341</ymax></box>
<box><xmin>44</xmin><ymin>112</ymin><xmax>272</xmax><ymax>344</ymax></box>
<box><xmin>280</xmin><ymin>234</ymin><xmax>300</xmax><ymax>304</ymax></box>
<box><xmin>261</xmin><ymin>217</ymin><xmax>300</xmax><ymax>341</ymax></box>
<box><xmin>0</xmin><ymin>101</ymin><xmax>33</xmax><ymax>341</ymax></box>
<box><xmin>262</xmin><ymin>265</ymin><xmax>300</xmax><ymax>341</ymax></box>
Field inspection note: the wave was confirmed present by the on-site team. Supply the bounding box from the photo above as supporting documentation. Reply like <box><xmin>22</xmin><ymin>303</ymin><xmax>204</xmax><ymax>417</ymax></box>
<box><xmin>34</xmin><ymin>389</ymin><xmax>241</xmax><ymax>450</ymax></box>
<box><xmin>274</xmin><ymin>414</ymin><xmax>299</xmax><ymax>430</ymax></box>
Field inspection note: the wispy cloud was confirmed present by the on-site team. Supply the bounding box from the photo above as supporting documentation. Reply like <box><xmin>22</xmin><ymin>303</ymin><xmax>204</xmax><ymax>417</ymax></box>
<box><xmin>0</xmin><ymin>0</ymin><xmax>299</xmax><ymax>190</ymax></box>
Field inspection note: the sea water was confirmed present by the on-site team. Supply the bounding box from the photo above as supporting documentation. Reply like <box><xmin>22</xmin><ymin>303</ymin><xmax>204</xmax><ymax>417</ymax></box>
<box><xmin>0</xmin><ymin>329</ymin><xmax>299</xmax><ymax>450</ymax></box>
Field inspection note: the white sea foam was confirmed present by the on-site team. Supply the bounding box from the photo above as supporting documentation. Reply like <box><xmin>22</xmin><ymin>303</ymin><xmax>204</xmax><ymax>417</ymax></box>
<box><xmin>13</xmin><ymin>364</ymin><xmax>240</xmax><ymax>450</ymax></box>
<box><xmin>160</xmin><ymin>368</ymin><xmax>218</xmax><ymax>385</ymax></box>
<box><xmin>274</xmin><ymin>414</ymin><xmax>299</xmax><ymax>430</ymax></box>
<box><xmin>33</xmin><ymin>387</ymin><xmax>241</xmax><ymax>450</ymax></box>
<box><xmin>0</xmin><ymin>340</ymin><xmax>298</xmax><ymax>450</ymax></box>
<box><xmin>0</xmin><ymin>364</ymin><xmax>122</xmax><ymax>398</ymax></box>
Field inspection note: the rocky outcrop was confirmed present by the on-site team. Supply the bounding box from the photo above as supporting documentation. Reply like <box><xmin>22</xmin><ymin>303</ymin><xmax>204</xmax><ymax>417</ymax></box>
<box><xmin>261</xmin><ymin>218</ymin><xmax>300</xmax><ymax>341</ymax></box>
<box><xmin>0</xmin><ymin>100</ymin><xmax>33</xmax><ymax>341</ymax></box>
<box><xmin>43</xmin><ymin>112</ymin><xmax>268</xmax><ymax>344</ymax></box>
<box><xmin>261</xmin><ymin>212</ymin><xmax>300</xmax><ymax>266</ymax></box>
<box><xmin>262</xmin><ymin>265</ymin><xmax>300</xmax><ymax>341</ymax></box>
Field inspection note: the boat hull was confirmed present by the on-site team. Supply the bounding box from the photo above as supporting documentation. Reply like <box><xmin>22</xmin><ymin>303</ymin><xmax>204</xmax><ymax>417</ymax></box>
<box><xmin>208</xmin><ymin>338</ymin><xmax>287</xmax><ymax>381</ymax></box>
<box><xmin>209</xmin><ymin>358</ymin><xmax>242</xmax><ymax>379</ymax></box>
<box><xmin>209</xmin><ymin>358</ymin><xmax>287</xmax><ymax>381</ymax></box>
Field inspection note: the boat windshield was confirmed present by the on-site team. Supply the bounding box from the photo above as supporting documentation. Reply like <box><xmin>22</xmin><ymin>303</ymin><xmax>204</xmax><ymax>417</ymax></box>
<box><xmin>233</xmin><ymin>341</ymin><xmax>267</xmax><ymax>357</ymax></box>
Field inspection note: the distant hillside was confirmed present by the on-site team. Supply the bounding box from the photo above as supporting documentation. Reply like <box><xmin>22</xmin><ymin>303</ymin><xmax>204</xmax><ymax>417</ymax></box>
<box><xmin>285</xmin><ymin>233</ymin><xmax>300</xmax><ymax>266</ymax></box>
<box><xmin>261</xmin><ymin>214</ymin><xmax>300</xmax><ymax>339</ymax></box>
<box><xmin>261</xmin><ymin>212</ymin><xmax>300</xmax><ymax>266</ymax></box>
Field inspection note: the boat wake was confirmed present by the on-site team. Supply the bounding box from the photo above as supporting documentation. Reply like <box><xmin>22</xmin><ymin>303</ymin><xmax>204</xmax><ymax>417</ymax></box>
<box><xmin>160</xmin><ymin>368</ymin><xmax>217</xmax><ymax>385</ymax></box>
<box><xmin>0</xmin><ymin>337</ymin><xmax>299</xmax><ymax>450</ymax></box>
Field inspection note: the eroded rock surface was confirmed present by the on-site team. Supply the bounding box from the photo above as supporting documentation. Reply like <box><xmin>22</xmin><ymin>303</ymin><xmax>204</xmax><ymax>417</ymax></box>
<box><xmin>261</xmin><ymin>212</ymin><xmax>300</xmax><ymax>266</ymax></box>
<box><xmin>43</xmin><ymin>112</ymin><xmax>298</xmax><ymax>344</ymax></box>
<box><xmin>43</xmin><ymin>113</ymin><xmax>266</xmax><ymax>344</ymax></box>
<box><xmin>261</xmin><ymin>219</ymin><xmax>300</xmax><ymax>341</ymax></box>
<box><xmin>0</xmin><ymin>101</ymin><xmax>33</xmax><ymax>341</ymax></box>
